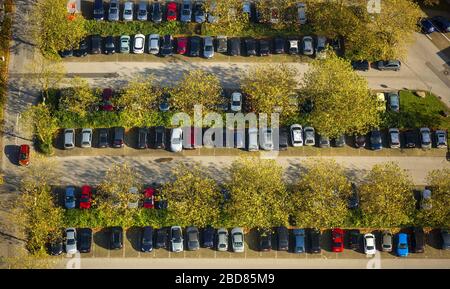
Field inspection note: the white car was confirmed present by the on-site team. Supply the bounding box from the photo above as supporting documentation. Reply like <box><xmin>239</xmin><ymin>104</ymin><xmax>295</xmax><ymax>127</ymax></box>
<box><xmin>170</xmin><ymin>128</ymin><xmax>183</xmax><ymax>152</ymax></box>
<box><xmin>123</xmin><ymin>2</ymin><xmax>134</xmax><ymax>21</ymax></box>
<box><xmin>217</xmin><ymin>228</ymin><xmax>228</xmax><ymax>252</ymax></box>
<box><xmin>420</xmin><ymin>127</ymin><xmax>432</xmax><ymax>149</ymax></box>
<box><xmin>171</xmin><ymin>226</ymin><xmax>184</xmax><ymax>252</ymax></box>
<box><xmin>435</xmin><ymin>130</ymin><xmax>447</xmax><ymax>148</ymax></box>
<box><xmin>148</xmin><ymin>34</ymin><xmax>160</xmax><ymax>55</ymax></box>
<box><xmin>364</xmin><ymin>233</ymin><xmax>376</xmax><ymax>255</ymax></box>
<box><xmin>133</xmin><ymin>34</ymin><xmax>145</xmax><ymax>54</ymax></box>
<box><xmin>230</xmin><ymin>92</ymin><xmax>242</xmax><ymax>112</ymax></box>
<box><xmin>297</xmin><ymin>3</ymin><xmax>307</xmax><ymax>24</ymax></box>
<box><xmin>260</xmin><ymin>128</ymin><xmax>274</xmax><ymax>151</ymax></box>
<box><xmin>128</xmin><ymin>187</ymin><xmax>140</xmax><ymax>208</ymax></box>
<box><xmin>231</xmin><ymin>227</ymin><xmax>245</xmax><ymax>253</ymax></box>
<box><xmin>247</xmin><ymin>127</ymin><xmax>259</xmax><ymax>151</ymax></box>
<box><xmin>302</xmin><ymin>36</ymin><xmax>314</xmax><ymax>55</ymax></box>
<box><xmin>81</xmin><ymin>128</ymin><xmax>93</xmax><ymax>148</ymax></box>
<box><xmin>303</xmin><ymin>126</ymin><xmax>315</xmax><ymax>146</ymax></box>
<box><xmin>290</xmin><ymin>124</ymin><xmax>303</xmax><ymax>147</ymax></box>
<box><xmin>65</xmin><ymin>228</ymin><xmax>77</xmax><ymax>254</ymax></box>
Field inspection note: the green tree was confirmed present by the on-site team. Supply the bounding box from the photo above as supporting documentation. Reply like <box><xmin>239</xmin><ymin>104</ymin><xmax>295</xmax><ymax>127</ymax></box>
<box><xmin>225</xmin><ymin>157</ymin><xmax>289</xmax><ymax>228</ymax></box>
<box><xmin>161</xmin><ymin>163</ymin><xmax>222</xmax><ymax>227</ymax></box>
<box><xmin>30</xmin><ymin>0</ymin><xmax>87</xmax><ymax>57</ymax></box>
<box><xmin>359</xmin><ymin>162</ymin><xmax>415</xmax><ymax>227</ymax></box>
<box><xmin>170</xmin><ymin>70</ymin><xmax>222</xmax><ymax>115</ymax></box>
<box><xmin>241</xmin><ymin>64</ymin><xmax>299</xmax><ymax>122</ymax></box>
<box><xmin>59</xmin><ymin>77</ymin><xmax>98</xmax><ymax>118</ymax></box>
<box><xmin>301</xmin><ymin>52</ymin><xmax>380</xmax><ymax>138</ymax></box>
<box><xmin>291</xmin><ymin>159</ymin><xmax>352</xmax><ymax>228</ymax></box>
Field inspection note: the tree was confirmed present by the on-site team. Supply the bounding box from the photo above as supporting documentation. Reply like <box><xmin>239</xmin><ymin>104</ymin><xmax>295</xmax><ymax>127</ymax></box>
<box><xmin>161</xmin><ymin>163</ymin><xmax>222</xmax><ymax>227</ymax></box>
<box><xmin>301</xmin><ymin>52</ymin><xmax>380</xmax><ymax>138</ymax></box>
<box><xmin>359</xmin><ymin>162</ymin><xmax>415</xmax><ymax>227</ymax></box>
<box><xmin>417</xmin><ymin>168</ymin><xmax>450</xmax><ymax>227</ymax></box>
<box><xmin>30</xmin><ymin>0</ymin><xmax>87</xmax><ymax>57</ymax></box>
<box><xmin>59</xmin><ymin>77</ymin><xmax>98</xmax><ymax>118</ymax></box>
<box><xmin>28</xmin><ymin>55</ymin><xmax>66</xmax><ymax>102</ymax></box>
<box><xmin>21</xmin><ymin>104</ymin><xmax>59</xmax><ymax>154</ymax></box>
<box><xmin>291</xmin><ymin>159</ymin><xmax>352</xmax><ymax>228</ymax></box>
<box><xmin>204</xmin><ymin>0</ymin><xmax>250</xmax><ymax>36</ymax></box>
<box><xmin>170</xmin><ymin>70</ymin><xmax>222</xmax><ymax>115</ymax></box>
<box><xmin>241</xmin><ymin>64</ymin><xmax>299</xmax><ymax>122</ymax></box>
<box><xmin>225</xmin><ymin>157</ymin><xmax>289</xmax><ymax>228</ymax></box>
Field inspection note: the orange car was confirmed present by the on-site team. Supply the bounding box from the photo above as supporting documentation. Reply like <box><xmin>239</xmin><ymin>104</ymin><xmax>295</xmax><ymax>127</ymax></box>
<box><xmin>18</xmin><ymin>144</ymin><xmax>30</xmax><ymax>166</ymax></box>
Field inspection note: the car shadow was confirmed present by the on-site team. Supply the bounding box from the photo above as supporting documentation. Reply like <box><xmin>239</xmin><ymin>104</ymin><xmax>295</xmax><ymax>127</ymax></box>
<box><xmin>246</xmin><ymin>228</ymin><xmax>260</xmax><ymax>251</ymax></box>
<box><xmin>126</xmin><ymin>226</ymin><xmax>142</xmax><ymax>252</ymax></box>
<box><xmin>93</xmin><ymin>228</ymin><xmax>110</xmax><ymax>250</ymax></box>
<box><xmin>4</xmin><ymin>145</ymin><xmax>19</xmax><ymax>166</ymax></box>
<box><xmin>321</xmin><ymin>229</ymin><xmax>333</xmax><ymax>252</ymax></box>
<box><xmin>426</xmin><ymin>228</ymin><xmax>442</xmax><ymax>249</ymax></box>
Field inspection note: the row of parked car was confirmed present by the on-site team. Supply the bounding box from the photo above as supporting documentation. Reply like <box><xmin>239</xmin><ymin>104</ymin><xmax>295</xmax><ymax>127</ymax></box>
<box><xmin>53</xmin><ymin>226</ymin><xmax>450</xmax><ymax>256</ymax></box>
<box><xmin>420</xmin><ymin>16</ymin><xmax>450</xmax><ymax>34</ymax></box>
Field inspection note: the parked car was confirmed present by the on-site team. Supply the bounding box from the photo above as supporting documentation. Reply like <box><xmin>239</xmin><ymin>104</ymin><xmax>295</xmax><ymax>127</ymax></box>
<box><xmin>216</xmin><ymin>36</ymin><xmax>228</xmax><ymax>53</ymax></box>
<box><xmin>397</xmin><ymin>233</ymin><xmax>409</xmax><ymax>257</ymax></box>
<box><xmin>110</xmin><ymin>227</ymin><xmax>123</xmax><ymax>250</ymax></box>
<box><xmin>231</xmin><ymin>227</ymin><xmax>245</xmax><ymax>253</ymax></box>
<box><xmin>377</xmin><ymin>60</ymin><xmax>401</xmax><ymax>71</ymax></box>
<box><xmin>151</xmin><ymin>1</ymin><xmax>163</xmax><ymax>23</ymax></box>
<box><xmin>334</xmin><ymin>135</ymin><xmax>346</xmax><ymax>147</ymax></box>
<box><xmin>64</xmin><ymin>128</ymin><xmax>75</xmax><ymax>149</ymax></box>
<box><xmin>217</xmin><ymin>228</ymin><xmax>228</xmax><ymax>251</ymax></box>
<box><xmin>161</xmin><ymin>35</ymin><xmax>174</xmax><ymax>57</ymax></box>
<box><xmin>370</xmin><ymin>129</ymin><xmax>382</xmax><ymax>150</ymax></box>
<box><xmin>332</xmin><ymin>228</ymin><xmax>344</xmax><ymax>253</ymax></box>
<box><xmin>80</xmin><ymin>128</ymin><xmax>92</xmax><ymax>148</ymax></box>
<box><xmin>363</xmin><ymin>233</ymin><xmax>376</xmax><ymax>255</ymax></box>
<box><xmin>388</xmin><ymin>91</ymin><xmax>400</xmax><ymax>112</ymax></box>
<box><xmin>143</xmin><ymin>187</ymin><xmax>155</xmax><ymax>209</ymax></box>
<box><xmin>180</xmin><ymin>0</ymin><xmax>193</xmax><ymax>22</ymax></box>
<box><xmin>259</xmin><ymin>228</ymin><xmax>272</xmax><ymax>252</ymax></box>
<box><xmin>202</xmin><ymin>226</ymin><xmax>215</xmax><ymax>249</ymax></box>
<box><xmin>273</xmin><ymin>37</ymin><xmax>285</xmax><ymax>54</ymax></box>
<box><xmin>229</xmin><ymin>38</ymin><xmax>241</xmax><ymax>56</ymax></box>
<box><xmin>348</xmin><ymin>229</ymin><xmax>360</xmax><ymax>250</ymax></box>
<box><xmin>155</xmin><ymin>228</ymin><xmax>168</xmax><ymax>249</ymax></box>
<box><xmin>302</xmin><ymin>36</ymin><xmax>314</xmax><ymax>55</ymax></box>
<box><xmin>412</xmin><ymin>227</ymin><xmax>425</xmax><ymax>253</ymax></box>
<box><xmin>93</xmin><ymin>0</ymin><xmax>105</xmax><ymax>21</ymax></box>
<box><xmin>420</xmin><ymin>127</ymin><xmax>432</xmax><ymax>149</ymax></box>
<box><xmin>375</xmin><ymin>92</ymin><xmax>386</xmax><ymax>112</ymax></box>
<box><xmin>404</xmin><ymin>130</ymin><xmax>417</xmax><ymax>148</ymax></box>
<box><xmin>171</xmin><ymin>226</ymin><xmax>184</xmax><ymax>252</ymax></box>
<box><xmin>141</xmin><ymin>226</ymin><xmax>153</xmax><ymax>252</ymax></box>
<box><xmin>420</xmin><ymin>18</ymin><xmax>435</xmax><ymax>34</ymax></box>
<box><xmin>107</xmin><ymin>0</ymin><xmax>118</xmax><ymax>21</ymax></box>
<box><xmin>297</xmin><ymin>2</ymin><xmax>307</xmax><ymax>24</ymax></box>
<box><xmin>420</xmin><ymin>189</ymin><xmax>432</xmax><ymax>210</ymax></box>
<box><xmin>194</xmin><ymin>1</ymin><xmax>206</xmax><ymax>23</ymax></box>
<box><xmin>137</xmin><ymin>1</ymin><xmax>148</xmax><ymax>21</ymax></box>
<box><xmin>245</xmin><ymin>38</ymin><xmax>257</xmax><ymax>56</ymax></box>
<box><xmin>381</xmin><ymin>231</ymin><xmax>393</xmax><ymax>252</ymax></box>
<box><xmin>276</xmin><ymin>226</ymin><xmax>289</xmax><ymax>251</ymax></box>
<box><xmin>74</xmin><ymin>39</ymin><xmax>88</xmax><ymax>57</ymax></box>
<box><xmin>98</xmin><ymin>128</ymin><xmax>109</xmax><ymax>148</ymax></box>
<box><xmin>153</xmin><ymin>126</ymin><xmax>166</xmax><ymax>149</ymax></box>
<box><xmin>112</xmin><ymin>127</ymin><xmax>125</xmax><ymax>148</ymax></box>
<box><xmin>293</xmin><ymin>229</ymin><xmax>305</xmax><ymax>253</ymax></box>
<box><xmin>133</xmin><ymin>34</ymin><xmax>145</xmax><ymax>54</ymax></box>
<box><xmin>290</xmin><ymin>124</ymin><xmax>303</xmax><ymax>147</ymax></box>
<box><xmin>120</xmin><ymin>35</ymin><xmax>130</xmax><ymax>53</ymax></box>
<box><xmin>354</xmin><ymin>134</ymin><xmax>366</xmax><ymax>148</ymax></box>
<box><xmin>207</xmin><ymin>0</ymin><xmax>217</xmax><ymax>23</ymax></box>
<box><xmin>279</xmin><ymin>127</ymin><xmax>289</xmax><ymax>151</ymax></box>
<box><xmin>309</xmin><ymin>228</ymin><xmax>321</xmax><ymax>254</ymax></box>
<box><xmin>260</xmin><ymin>128</ymin><xmax>274</xmax><ymax>151</ymax></box>
<box><xmin>101</xmin><ymin>88</ymin><xmax>114</xmax><ymax>111</ymax></box>
<box><xmin>78</xmin><ymin>228</ymin><xmax>92</xmax><ymax>253</ymax></box>
<box><xmin>203</xmin><ymin>36</ymin><xmax>214</xmax><ymax>58</ymax></box>
<box><xmin>186</xmin><ymin>226</ymin><xmax>200</xmax><ymax>251</ymax></box>
<box><xmin>247</xmin><ymin>127</ymin><xmax>259</xmax><ymax>151</ymax></box>
<box><xmin>137</xmin><ymin>128</ymin><xmax>148</xmax><ymax>149</ymax></box>
<box><xmin>123</xmin><ymin>2</ymin><xmax>134</xmax><ymax>21</ymax></box>
<box><xmin>18</xmin><ymin>144</ymin><xmax>30</xmax><ymax>166</ymax></box>
<box><xmin>319</xmin><ymin>135</ymin><xmax>330</xmax><ymax>148</ymax></box>
<box><xmin>269</xmin><ymin>7</ymin><xmax>279</xmax><ymax>24</ymax></box>
<box><xmin>288</xmin><ymin>39</ymin><xmax>299</xmax><ymax>55</ymax></box>
<box><xmin>189</xmin><ymin>36</ymin><xmax>201</xmax><ymax>57</ymax></box>
<box><xmin>431</xmin><ymin>16</ymin><xmax>450</xmax><ymax>32</ymax></box>
<box><xmin>435</xmin><ymin>130</ymin><xmax>448</xmax><ymax>148</ymax></box>
<box><xmin>65</xmin><ymin>228</ymin><xmax>77</xmax><ymax>254</ymax></box>
<box><xmin>259</xmin><ymin>39</ymin><xmax>270</xmax><ymax>56</ymax></box>
<box><xmin>303</xmin><ymin>126</ymin><xmax>315</xmax><ymax>146</ymax></box>
<box><xmin>230</xmin><ymin>92</ymin><xmax>242</xmax><ymax>112</ymax></box>
<box><xmin>148</xmin><ymin>34</ymin><xmax>160</xmax><ymax>55</ymax></box>
<box><xmin>316</xmin><ymin>36</ymin><xmax>327</xmax><ymax>59</ymax></box>
<box><xmin>170</xmin><ymin>128</ymin><xmax>183</xmax><ymax>152</ymax></box>
<box><xmin>441</xmin><ymin>229</ymin><xmax>450</xmax><ymax>250</ymax></box>
<box><xmin>65</xmin><ymin>186</ymin><xmax>76</xmax><ymax>209</ymax></box>
<box><xmin>389</xmin><ymin>128</ymin><xmax>401</xmax><ymax>148</ymax></box>
<box><xmin>49</xmin><ymin>239</ymin><xmax>63</xmax><ymax>256</ymax></box>
<box><xmin>79</xmin><ymin>185</ymin><xmax>92</xmax><ymax>209</ymax></box>
<box><xmin>91</xmin><ymin>35</ymin><xmax>102</xmax><ymax>54</ymax></box>
<box><xmin>166</xmin><ymin>1</ymin><xmax>178</xmax><ymax>21</ymax></box>
<box><xmin>127</xmin><ymin>187</ymin><xmax>140</xmax><ymax>209</ymax></box>
<box><xmin>177</xmin><ymin>37</ymin><xmax>188</xmax><ymax>55</ymax></box>
<box><xmin>351</xmin><ymin>60</ymin><xmax>370</xmax><ymax>71</ymax></box>
<box><xmin>59</xmin><ymin>49</ymin><xmax>73</xmax><ymax>58</ymax></box>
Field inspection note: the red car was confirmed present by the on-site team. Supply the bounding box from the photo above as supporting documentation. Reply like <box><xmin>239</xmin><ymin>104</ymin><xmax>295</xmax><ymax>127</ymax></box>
<box><xmin>101</xmin><ymin>88</ymin><xmax>114</xmax><ymax>111</ymax></box>
<box><xmin>177</xmin><ymin>37</ymin><xmax>188</xmax><ymax>55</ymax></box>
<box><xmin>143</xmin><ymin>187</ymin><xmax>155</xmax><ymax>209</ymax></box>
<box><xmin>332</xmin><ymin>228</ymin><xmax>344</xmax><ymax>252</ymax></box>
<box><xmin>166</xmin><ymin>2</ymin><xmax>178</xmax><ymax>21</ymax></box>
<box><xmin>18</xmin><ymin>144</ymin><xmax>30</xmax><ymax>166</ymax></box>
<box><xmin>79</xmin><ymin>185</ymin><xmax>92</xmax><ymax>209</ymax></box>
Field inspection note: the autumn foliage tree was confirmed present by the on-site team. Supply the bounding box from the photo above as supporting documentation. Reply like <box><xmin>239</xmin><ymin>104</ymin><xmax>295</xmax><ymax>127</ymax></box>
<box><xmin>204</xmin><ymin>0</ymin><xmax>250</xmax><ymax>36</ymax></box>
<box><xmin>59</xmin><ymin>77</ymin><xmax>98</xmax><ymax>118</ymax></box>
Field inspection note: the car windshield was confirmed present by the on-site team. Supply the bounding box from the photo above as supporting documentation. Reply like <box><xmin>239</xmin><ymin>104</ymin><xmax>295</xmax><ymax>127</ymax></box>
<box><xmin>334</xmin><ymin>242</ymin><xmax>342</xmax><ymax>247</ymax></box>
<box><xmin>94</xmin><ymin>9</ymin><xmax>103</xmax><ymax>14</ymax></box>
<box><xmin>125</xmin><ymin>10</ymin><xmax>132</xmax><ymax>15</ymax></box>
<box><xmin>19</xmin><ymin>153</ymin><xmax>27</xmax><ymax>159</ymax></box>
<box><xmin>399</xmin><ymin>243</ymin><xmax>407</xmax><ymax>249</ymax></box>
<box><xmin>205</xmin><ymin>46</ymin><xmax>212</xmax><ymax>51</ymax></box>
<box><xmin>110</xmin><ymin>8</ymin><xmax>117</xmax><ymax>14</ymax></box>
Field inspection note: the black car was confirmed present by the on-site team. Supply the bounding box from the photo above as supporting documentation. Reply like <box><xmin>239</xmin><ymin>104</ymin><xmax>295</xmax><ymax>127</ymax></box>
<box><xmin>104</xmin><ymin>36</ymin><xmax>115</xmax><ymax>55</ymax></box>
<box><xmin>404</xmin><ymin>130</ymin><xmax>417</xmax><ymax>148</ymax></box>
<box><xmin>153</xmin><ymin>126</ymin><xmax>166</xmax><ymax>149</ymax></box>
<box><xmin>161</xmin><ymin>35</ymin><xmax>174</xmax><ymax>57</ymax></box>
<box><xmin>351</xmin><ymin>60</ymin><xmax>369</xmax><ymax>71</ymax></box>
<box><xmin>155</xmin><ymin>228</ymin><xmax>168</xmax><ymax>249</ymax></box>
<box><xmin>273</xmin><ymin>37</ymin><xmax>285</xmax><ymax>54</ymax></box>
<box><xmin>334</xmin><ymin>135</ymin><xmax>346</xmax><ymax>147</ymax></box>
<box><xmin>229</xmin><ymin>38</ymin><xmax>241</xmax><ymax>56</ymax></box>
<box><xmin>110</xmin><ymin>227</ymin><xmax>123</xmax><ymax>250</ymax></box>
<box><xmin>259</xmin><ymin>39</ymin><xmax>270</xmax><ymax>56</ymax></box>
<box><xmin>74</xmin><ymin>39</ymin><xmax>88</xmax><ymax>57</ymax></box>
<box><xmin>370</xmin><ymin>129</ymin><xmax>382</xmax><ymax>150</ymax></box>
<box><xmin>202</xmin><ymin>226</ymin><xmax>215</xmax><ymax>248</ymax></box>
<box><xmin>278</xmin><ymin>127</ymin><xmax>288</xmax><ymax>151</ymax></box>
<box><xmin>354</xmin><ymin>134</ymin><xmax>366</xmax><ymax>148</ymax></box>
<box><xmin>48</xmin><ymin>239</ymin><xmax>63</xmax><ymax>256</ymax></box>
<box><xmin>98</xmin><ymin>128</ymin><xmax>109</xmax><ymax>148</ymax></box>
<box><xmin>59</xmin><ymin>49</ymin><xmax>73</xmax><ymax>58</ymax></box>
<box><xmin>309</xmin><ymin>228</ymin><xmax>321</xmax><ymax>253</ymax></box>
<box><xmin>137</xmin><ymin>127</ymin><xmax>148</xmax><ymax>149</ymax></box>
<box><xmin>348</xmin><ymin>229</ymin><xmax>360</xmax><ymax>250</ymax></box>
<box><xmin>244</xmin><ymin>38</ymin><xmax>257</xmax><ymax>56</ymax></box>
<box><xmin>91</xmin><ymin>35</ymin><xmax>102</xmax><ymax>54</ymax></box>
<box><xmin>259</xmin><ymin>228</ymin><xmax>272</xmax><ymax>252</ymax></box>
<box><xmin>348</xmin><ymin>182</ymin><xmax>359</xmax><ymax>209</ymax></box>
<box><xmin>78</xmin><ymin>228</ymin><xmax>92</xmax><ymax>253</ymax></box>
<box><xmin>431</xmin><ymin>16</ymin><xmax>450</xmax><ymax>33</ymax></box>
<box><xmin>412</xmin><ymin>227</ymin><xmax>425</xmax><ymax>253</ymax></box>
<box><xmin>151</xmin><ymin>2</ymin><xmax>163</xmax><ymax>23</ymax></box>
<box><xmin>112</xmin><ymin>127</ymin><xmax>125</xmax><ymax>148</ymax></box>
<box><xmin>189</xmin><ymin>36</ymin><xmax>201</xmax><ymax>57</ymax></box>
<box><xmin>141</xmin><ymin>226</ymin><xmax>153</xmax><ymax>252</ymax></box>
<box><xmin>276</xmin><ymin>226</ymin><xmax>289</xmax><ymax>251</ymax></box>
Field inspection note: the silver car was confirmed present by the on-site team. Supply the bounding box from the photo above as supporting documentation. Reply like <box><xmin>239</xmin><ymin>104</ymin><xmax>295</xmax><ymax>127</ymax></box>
<box><xmin>381</xmin><ymin>231</ymin><xmax>393</xmax><ymax>252</ymax></box>
<box><xmin>128</xmin><ymin>187</ymin><xmax>140</xmax><ymax>208</ymax></box>
<box><xmin>65</xmin><ymin>228</ymin><xmax>77</xmax><ymax>254</ymax></box>
<box><xmin>420</xmin><ymin>127</ymin><xmax>432</xmax><ymax>149</ymax></box>
<box><xmin>108</xmin><ymin>0</ymin><xmax>120</xmax><ymax>21</ymax></box>
<box><xmin>303</xmin><ymin>126</ymin><xmax>315</xmax><ymax>146</ymax></box>
<box><xmin>123</xmin><ymin>2</ymin><xmax>134</xmax><ymax>21</ymax></box>
<box><xmin>137</xmin><ymin>1</ymin><xmax>148</xmax><ymax>21</ymax></box>
<box><xmin>435</xmin><ymin>130</ymin><xmax>447</xmax><ymax>148</ymax></box>
<box><xmin>388</xmin><ymin>128</ymin><xmax>400</xmax><ymax>148</ymax></box>
<box><xmin>133</xmin><ymin>34</ymin><xmax>145</xmax><ymax>54</ymax></box>
<box><xmin>65</xmin><ymin>186</ymin><xmax>76</xmax><ymax>209</ymax></box>
<box><xmin>231</xmin><ymin>227</ymin><xmax>244</xmax><ymax>253</ymax></box>
<box><xmin>247</xmin><ymin>127</ymin><xmax>259</xmax><ymax>151</ymax></box>
<box><xmin>120</xmin><ymin>35</ymin><xmax>130</xmax><ymax>53</ymax></box>
<box><xmin>316</xmin><ymin>36</ymin><xmax>327</xmax><ymax>59</ymax></box>
<box><xmin>388</xmin><ymin>92</ymin><xmax>400</xmax><ymax>112</ymax></box>
<box><xmin>180</xmin><ymin>0</ymin><xmax>192</xmax><ymax>23</ymax></box>
<box><xmin>64</xmin><ymin>128</ymin><xmax>75</xmax><ymax>149</ymax></box>
<box><xmin>290</xmin><ymin>124</ymin><xmax>303</xmax><ymax>147</ymax></box>
<box><xmin>186</xmin><ymin>226</ymin><xmax>200</xmax><ymax>251</ymax></box>
<box><xmin>217</xmin><ymin>228</ymin><xmax>228</xmax><ymax>252</ymax></box>
<box><xmin>171</xmin><ymin>226</ymin><xmax>184</xmax><ymax>252</ymax></box>
<box><xmin>81</xmin><ymin>128</ymin><xmax>92</xmax><ymax>148</ymax></box>
<box><xmin>302</xmin><ymin>36</ymin><xmax>314</xmax><ymax>55</ymax></box>
<box><xmin>203</xmin><ymin>36</ymin><xmax>214</xmax><ymax>59</ymax></box>
<box><xmin>148</xmin><ymin>34</ymin><xmax>160</xmax><ymax>55</ymax></box>
<box><xmin>421</xmin><ymin>189</ymin><xmax>432</xmax><ymax>210</ymax></box>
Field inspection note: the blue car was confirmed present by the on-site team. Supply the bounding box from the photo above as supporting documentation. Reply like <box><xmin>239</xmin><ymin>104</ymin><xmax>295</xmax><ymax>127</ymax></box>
<box><xmin>397</xmin><ymin>233</ymin><xmax>409</xmax><ymax>257</ymax></box>
<box><xmin>65</xmin><ymin>186</ymin><xmax>76</xmax><ymax>209</ymax></box>
<box><xmin>420</xmin><ymin>18</ymin><xmax>435</xmax><ymax>34</ymax></box>
<box><xmin>293</xmin><ymin>229</ymin><xmax>306</xmax><ymax>253</ymax></box>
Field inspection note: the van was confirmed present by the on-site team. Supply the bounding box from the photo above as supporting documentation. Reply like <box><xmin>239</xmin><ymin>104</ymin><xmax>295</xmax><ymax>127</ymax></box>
<box><xmin>93</xmin><ymin>0</ymin><xmax>104</xmax><ymax>21</ymax></box>
<box><xmin>247</xmin><ymin>127</ymin><xmax>259</xmax><ymax>151</ymax></box>
<box><xmin>64</xmin><ymin>129</ymin><xmax>75</xmax><ymax>149</ymax></box>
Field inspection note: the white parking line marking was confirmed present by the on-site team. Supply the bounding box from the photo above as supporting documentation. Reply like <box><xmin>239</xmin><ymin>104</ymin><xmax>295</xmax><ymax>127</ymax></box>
<box><xmin>426</xmin><ymin>34</ymin><xmax>432</xmax><ymax>40</ymax></box>
<box><xmin>440</xmin><ymin>32</ymin><xmax>450</xmax><ymax>42</ymax></box>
